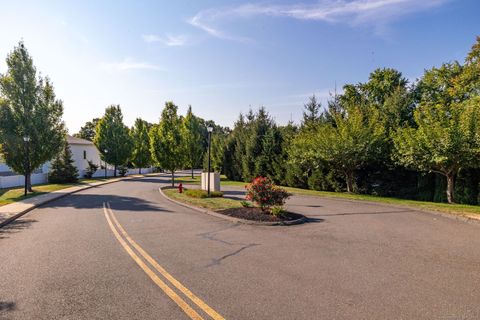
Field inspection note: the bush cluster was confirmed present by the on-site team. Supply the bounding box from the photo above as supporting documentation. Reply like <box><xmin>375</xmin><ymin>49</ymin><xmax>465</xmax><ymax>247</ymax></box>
<box><xmin>245</xmin><ymin>176</ymin><xmax>290</xmax><ymax>213</ymax></box>
<box><xmin>184</xmin><ymin>189</ymin><xmax>223</xmax><ymax>198</ymax></box>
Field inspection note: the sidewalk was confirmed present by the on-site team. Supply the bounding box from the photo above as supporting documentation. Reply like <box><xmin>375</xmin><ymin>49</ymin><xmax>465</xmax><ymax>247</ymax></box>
<box><xmin>0</xmin><ymin>174</ymin><xmax>155</xmax><ymax>227</ymax></box>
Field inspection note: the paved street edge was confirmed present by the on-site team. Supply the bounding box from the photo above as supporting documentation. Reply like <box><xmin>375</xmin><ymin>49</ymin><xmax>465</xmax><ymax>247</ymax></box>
<box><xmin>0</xmin><ymin>174</ymin><xmax>158</xmax><ymax>228</ymax></box>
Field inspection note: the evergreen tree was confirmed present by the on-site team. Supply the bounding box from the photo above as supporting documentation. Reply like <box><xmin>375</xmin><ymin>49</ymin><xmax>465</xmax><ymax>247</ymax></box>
<box><xmin>48</xmin><ymin>142</ymin><xmax>79</xmax><ymax>183</ymax></box>
<box><xmin>302</xmin><ymin>95</ymin><xmax>322</xmax><ymax>129</ymax></box>
<box><xmin>241</xmin><ymin>107</ymin><xmax>283</xmax><ymax>182</ymax></box>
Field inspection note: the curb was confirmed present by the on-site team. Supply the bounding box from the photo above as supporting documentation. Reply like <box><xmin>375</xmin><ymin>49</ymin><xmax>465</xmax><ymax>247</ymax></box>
<box><xmin>0</xmin><ymin>173</ymin><xmax>158</xmax><ymax>228</ymax></box>
<box><xmin>158</xmin><ymin>187</ymin><xmax>307</xmax><ymax>226</ymax></box>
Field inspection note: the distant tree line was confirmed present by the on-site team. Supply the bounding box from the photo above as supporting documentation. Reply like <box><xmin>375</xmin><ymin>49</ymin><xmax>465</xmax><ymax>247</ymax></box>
<box><xmin>82</xmin><ymin>102</ymin><xmax>224</xmax><ymax>183</ymax></box>
<box><xmin>2</xmin><ymin>37</ymin><xmax>480</xmax><ymax>205</ymax></box>
<box><xmin>209</xmin><ymin>37</ymin><xmax>480</xmax><ymax>204</ymax></box>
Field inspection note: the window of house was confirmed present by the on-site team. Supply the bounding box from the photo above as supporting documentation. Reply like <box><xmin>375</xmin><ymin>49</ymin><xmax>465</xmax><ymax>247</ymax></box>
<box><xmin>83</xmin><ymin>150</ymin><xmax>87</xmax><ymax>160</ymax></box>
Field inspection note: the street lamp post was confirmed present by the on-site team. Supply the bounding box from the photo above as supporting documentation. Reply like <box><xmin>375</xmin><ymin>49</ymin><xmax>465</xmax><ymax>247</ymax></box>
<box><xmin>104</xmin><ymin>149</ymin><xmax>108</xmax><ymax>179</ymax></box>
<box><xmin>207</xmin><ymin>126</ymin><xmax>213</xmax><ymax>197</ymax></box>
<box><xmin>23</xmin><ymin>136</ymin><xmax>30</xmax><ymax>197</ymax></box>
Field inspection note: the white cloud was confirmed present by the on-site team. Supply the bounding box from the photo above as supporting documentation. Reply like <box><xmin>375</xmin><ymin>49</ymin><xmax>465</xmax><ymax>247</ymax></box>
<box><xmin>189</xmin><ymin>0</ymin><xmax>449</xmax><ymax>39</ymax></box>
<box><xmin>142</xmin><ymin>34</ymin><xmax>162</xmax><ymax>43</ymax></box>
<box><xmin>142</xmin><ymin>33</ymin><xmax>190</xmax><ymax>46</ymax></box>
<box><xmin>101</xmin><ymin>58</ymin><xmax>163</xmax><ymax>71</ymax></box>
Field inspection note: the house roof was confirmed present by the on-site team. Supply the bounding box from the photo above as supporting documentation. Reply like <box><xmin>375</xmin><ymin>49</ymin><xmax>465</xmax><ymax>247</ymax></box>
<box><xmin>66</xmin><ymin>135</ymin><xmax>94</xmax><ymax>145</ymax></box>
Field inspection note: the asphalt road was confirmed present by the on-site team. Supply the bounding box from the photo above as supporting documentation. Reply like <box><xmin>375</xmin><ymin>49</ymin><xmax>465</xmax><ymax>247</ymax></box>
<box><xmin>1</xmin><ymin>174</ymin><xmax>479</xmax><ymax>319</ymax></box>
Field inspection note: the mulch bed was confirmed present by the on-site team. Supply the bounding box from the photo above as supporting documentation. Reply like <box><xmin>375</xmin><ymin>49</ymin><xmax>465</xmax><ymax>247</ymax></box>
<box><xmin>218</xmin><ymin>207</ymin><xmax>305</xmax><ymax>222</ymax></box>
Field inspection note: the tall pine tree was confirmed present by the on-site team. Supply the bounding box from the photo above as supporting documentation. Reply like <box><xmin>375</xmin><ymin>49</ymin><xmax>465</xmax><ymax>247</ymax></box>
<box><xmin>48</xmin><ymin>142</ymin><xmax>79</xmax><ymax>183</ymax></box>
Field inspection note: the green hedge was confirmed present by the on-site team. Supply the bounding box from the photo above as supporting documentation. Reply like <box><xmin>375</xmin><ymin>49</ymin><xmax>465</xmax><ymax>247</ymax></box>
<box><xmin>184</xmin><ymin>189</ymin><xmax>224</xmax><ymax>198</ymax></box>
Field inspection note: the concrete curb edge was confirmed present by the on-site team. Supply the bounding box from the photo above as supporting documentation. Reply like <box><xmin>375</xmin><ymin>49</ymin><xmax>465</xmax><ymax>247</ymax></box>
<box><xmin>158</xmin><ymin>186</ymin><xmax>306</xmax><ymax>226</ymax></box>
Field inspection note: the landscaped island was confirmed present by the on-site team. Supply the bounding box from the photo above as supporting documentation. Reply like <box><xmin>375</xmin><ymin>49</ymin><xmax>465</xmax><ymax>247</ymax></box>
<box><xmin>163</xmin><ymin>177</ymin><xmax>306</xmax><ymax>224</ymax></box>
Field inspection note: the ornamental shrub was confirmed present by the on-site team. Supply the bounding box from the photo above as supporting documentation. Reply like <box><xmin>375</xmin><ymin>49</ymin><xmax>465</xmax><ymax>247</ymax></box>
<box><xmin>245</xmin><ymin>176</ymin><xmax>290</xmax><ymax>213</ymax></box>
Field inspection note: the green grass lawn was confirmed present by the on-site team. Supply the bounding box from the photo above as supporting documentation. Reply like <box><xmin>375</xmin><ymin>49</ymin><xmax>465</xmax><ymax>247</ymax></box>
<box><xmin>280</xmin><ymin>187</ymin><xmax>480</xmax><ymax>217</ymax></box>
<box><xmin>180</xmin><ymin>174</ymin><xmax>480</xmax><ymax>218</ymax></box>
<box><xmin>0</xmin><ymin>177</ymin><xmax>115</xmax><ymax>207</ymax></box>
<box><xmin>163</xmin><ymin>188</ymin><xmax>242</xmax><ymax>211</ymax></box>
<box><xmin>176</xmin><ymin>175</ymin><xmax>246</xmax><ymax>187</ymax></box>
<box><xmin>175</xmin><ymin>176</ymin><xmax>201</xmax><ymax>184</ymax></box>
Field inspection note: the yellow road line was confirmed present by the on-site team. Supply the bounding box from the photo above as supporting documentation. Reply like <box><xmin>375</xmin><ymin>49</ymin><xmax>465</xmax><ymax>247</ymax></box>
<box><xmin>102</xmin><ymin>203</ymin><xmax>205</xmax><ymax>320</ymax></box>
<box><xmin>106</xmin><ymin>202</ymin><xmax>225</xmax><ymax>320</ymax></box>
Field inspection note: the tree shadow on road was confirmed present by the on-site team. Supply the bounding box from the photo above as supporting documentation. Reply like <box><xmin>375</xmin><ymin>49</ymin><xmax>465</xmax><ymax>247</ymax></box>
<box><xmin>0</xmin><ymin>218</ymin><xmax>37</xmax><ymax>239</ymax></box>
<box><xmin>44</xmin><ymin>193</ymin><xmax>172</xmax><ymax>213</ymax></box>
<box><xmin>0</xmin><ymin>301</ymin><xmax>16</xmax><ymax>315</ymax></box>
<box><xmin>122</xmin><ymin>177</ymin><xmax>171</xmax><ymax>184</ymax></box>
<box><xmin>318</xmin><ymin>210</ymin><xmax>413</xmax><ymax>217</ymax></box>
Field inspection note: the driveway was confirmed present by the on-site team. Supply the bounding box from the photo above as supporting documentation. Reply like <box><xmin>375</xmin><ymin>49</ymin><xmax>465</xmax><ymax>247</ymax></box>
<box><xmin>1</xmin><ymin>174</ymin><xmax>479</xmax><ymax>319</ymax></box>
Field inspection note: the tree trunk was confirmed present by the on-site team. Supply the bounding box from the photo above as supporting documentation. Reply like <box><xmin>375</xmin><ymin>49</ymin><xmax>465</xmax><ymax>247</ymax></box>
<box><xmin>27</xmin><ymin>173</ymin><xmax>33</xmax><ymax>192</ymax></box>
<box><xmin>139</xmin><ymin>167</ymin><xmax>141</xmax><ymax>174</ymax></box>
<box><xmin>171</xmin><ymin>171</ymin><xmax>175</xmax><ymax>187</ymax></box>
<box><xmin>446</xmin><ymin>173</ymin><xmax>455</xmax><ymax>204</ymax></box>
<box><xmin>191</xmin><ymin>167</ymin><xmax>194</xmax><ymax>179</ymax></box>
<box><xmin>345</xmin><ymin>170</ymin><xmax>355</xmax><ymax>193</ymax></box>
<box><xmin>114</xmin><ymin>164</ymin><xmax>117</xmax><ymax>177</ymax></box>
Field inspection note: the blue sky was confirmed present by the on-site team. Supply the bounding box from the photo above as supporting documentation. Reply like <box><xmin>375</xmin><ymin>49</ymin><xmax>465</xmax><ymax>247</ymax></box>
<box><xmin>0</xmin><ymin>0</ymin><xmax>479</xmax><ymax>133</ymax></box>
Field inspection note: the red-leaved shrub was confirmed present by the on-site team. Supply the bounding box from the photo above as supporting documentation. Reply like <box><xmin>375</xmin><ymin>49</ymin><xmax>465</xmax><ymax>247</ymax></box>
<box><xmin>245</xmin><ymin>176</ymin><xmax>290</xmax><ymax>213</ymax></box>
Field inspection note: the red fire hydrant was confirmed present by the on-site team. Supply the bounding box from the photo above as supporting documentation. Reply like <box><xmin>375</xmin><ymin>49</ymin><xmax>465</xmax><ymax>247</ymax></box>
<box><xmin>178</xmin><ymin>183</ymin><xmax>183</xmax><ymax>193</ymax></box>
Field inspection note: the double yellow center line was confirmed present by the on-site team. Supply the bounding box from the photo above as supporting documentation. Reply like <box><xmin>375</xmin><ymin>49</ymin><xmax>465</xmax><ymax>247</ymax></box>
<box><xmin>103</xmin><ymin>202</ymin><xmax>225</xmax><ymax>320</ymax></box>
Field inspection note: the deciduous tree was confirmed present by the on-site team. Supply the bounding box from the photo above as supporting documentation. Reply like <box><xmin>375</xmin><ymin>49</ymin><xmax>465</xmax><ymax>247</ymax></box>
<box><xmin>130</xmin><ymin>118</ymin><xmax>151</xmax><ymax>174</ymax></box>
<box><xmin>393</xmin><ymin>99</ymin><xmax>480</xmax><ymax>203</ymax></box>
<box><xmin>94</xmin><ymin>105</ymin><xmax>132</xmax><ymax>177</ymax></box>
<box><xmin>149</xmin><ymin>102</ymin><xmax>185</xmax><ymax>186</ymax></box>
<box><xmin>297</xmin><ymin>106</ymin><xmax>385</xmax><ymax>193</ymax></box>
<box><xmin>0</xmin><ymin>41</ymin><xmax>65</xmax><ymax>191</ymax></box>
<box><xmin>74</xmin><ymin>118</ymin><xmax>100</xmax><ymax>141</ymax></box>
<box><xmin>183</xmin><ymin>106</ymin><xmax>204</xmax><ymax>178</ymax></box>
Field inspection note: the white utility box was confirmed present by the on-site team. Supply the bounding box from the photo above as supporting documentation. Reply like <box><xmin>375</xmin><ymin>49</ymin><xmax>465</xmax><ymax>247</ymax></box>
<box><xmin>201</xmin><ymin>172</ymin><xmax>221</xmax><ymax>192</ymax></box>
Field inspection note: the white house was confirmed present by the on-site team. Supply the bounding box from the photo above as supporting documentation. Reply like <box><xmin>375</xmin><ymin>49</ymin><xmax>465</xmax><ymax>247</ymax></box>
<box><xmin>0</xmin><ymin>135</ymin><xmax>153</xmax><ymax>188</ymax></box>
<box><xmin>66</xmin><ymin>135</ymin><xmax>104</xmax><ymax>177</ymax></box>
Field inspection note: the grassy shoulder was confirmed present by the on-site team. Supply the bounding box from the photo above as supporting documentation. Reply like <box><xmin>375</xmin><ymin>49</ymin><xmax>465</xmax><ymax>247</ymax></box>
<box><xmin>281</xmin><ymin>187</ymin><xmax>480</xmax><ymax>217</ymax></box>
<box><xmin>176</xmin><ymin>175</ymin><xmax>246</xmax><ymax>187</ymax></box>
<box><xmin>0</xmin><ymin>177</ymin><xmax>114</xmax><ymax>206</ymax></box>
<box><xmin>184</xmin><ymin>176</ymin><xmax>480</xmax><ymax>218</ymax></box>
<box><xmin>163</xmin><ymin>188</ymin><xmax>242</xmax><ymax>211</ymax></box>
<box><xmin>177</xmin><ymin>174</ymin><xmax>480</xmax><ymax>218</ymax></box>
